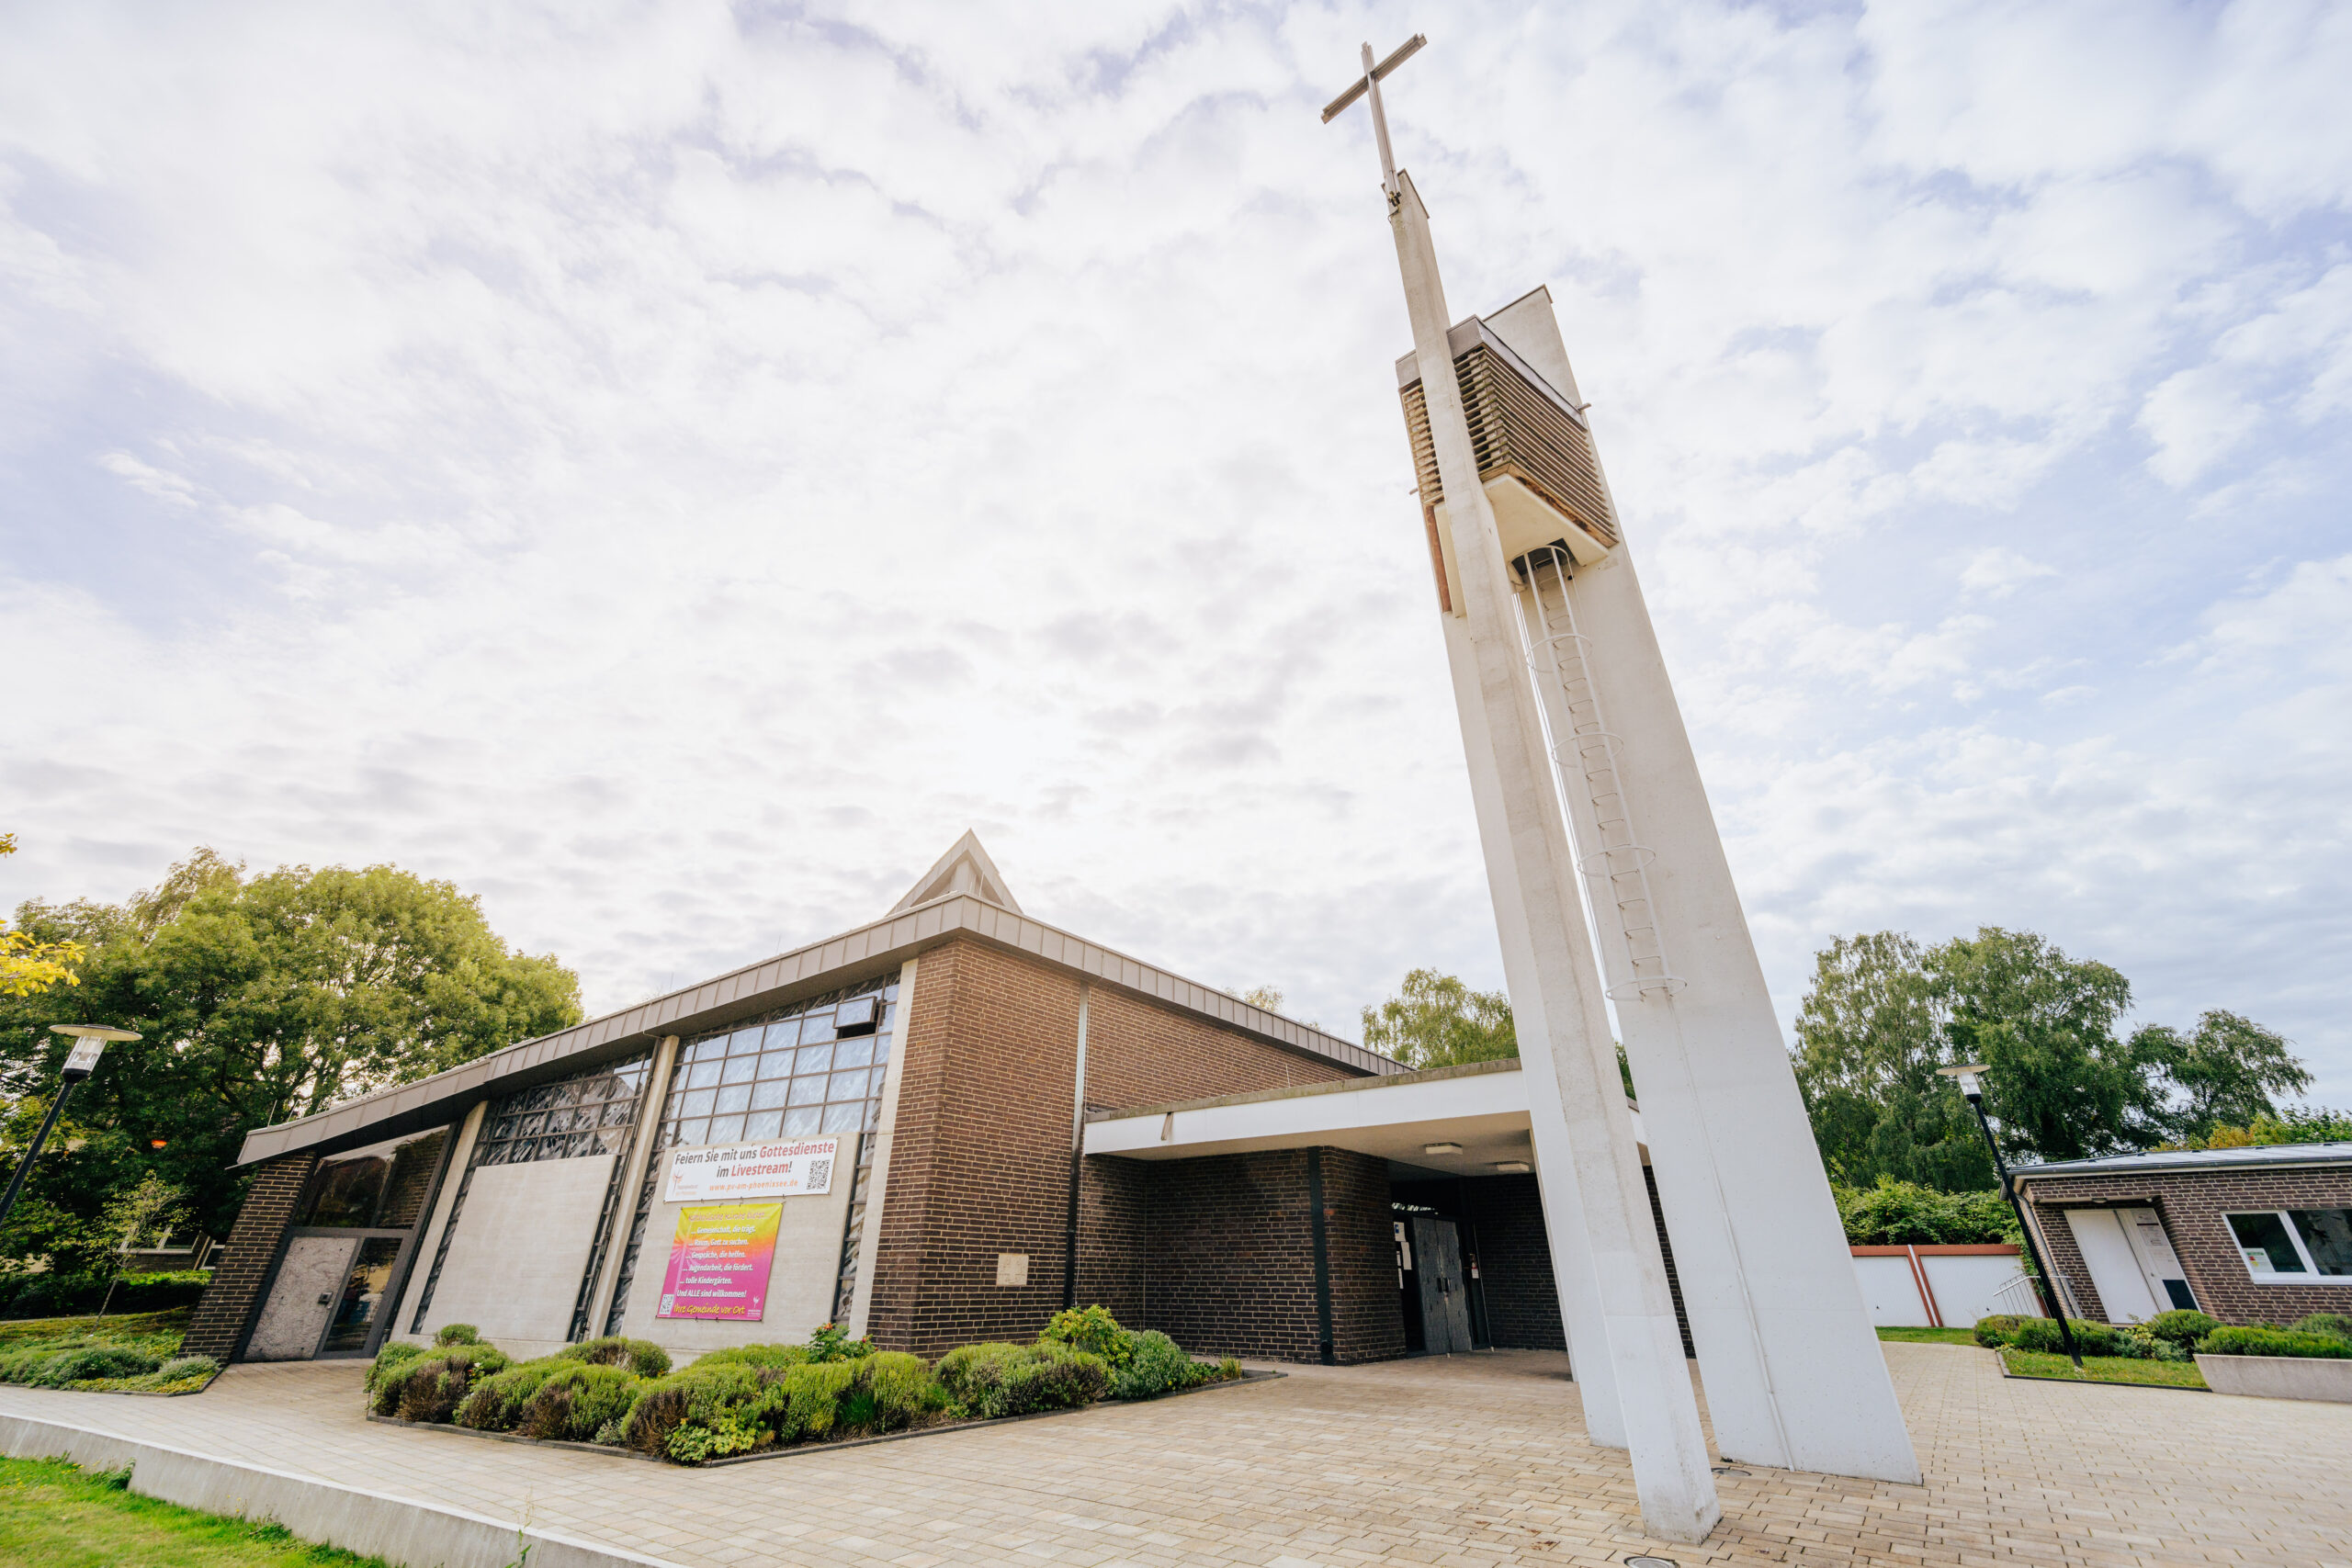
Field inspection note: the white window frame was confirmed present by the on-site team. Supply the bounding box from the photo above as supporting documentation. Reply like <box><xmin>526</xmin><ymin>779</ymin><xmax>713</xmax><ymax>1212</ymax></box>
<box><xmin>2225</xmin><ymin>1208</ymin><xmax>2350</xmax><ymax>1284</ymax></box>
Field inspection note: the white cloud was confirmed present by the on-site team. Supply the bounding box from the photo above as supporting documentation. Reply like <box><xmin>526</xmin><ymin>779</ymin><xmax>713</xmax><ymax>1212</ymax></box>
<box><xmin>3</xmin><ymin>0</ymin><xmax>2350</xmax><ymax>1107</ymax></box>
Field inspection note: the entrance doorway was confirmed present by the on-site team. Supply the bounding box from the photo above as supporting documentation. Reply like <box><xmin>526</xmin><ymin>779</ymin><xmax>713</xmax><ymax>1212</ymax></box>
<box><xmin>1400</xmin><ymin>1213</ymin><xmax>1476</xmax><ymax>1353</ymax></box>
<box><xmin>245</xmin><ymin>1127</ymin><xmax>451</xmax><ymax>1361</ymax></box>
<box><xmin>2064</xmin><ymin>1206</ymin><xmax>2197</xmax><ymax>1321</ymax></box>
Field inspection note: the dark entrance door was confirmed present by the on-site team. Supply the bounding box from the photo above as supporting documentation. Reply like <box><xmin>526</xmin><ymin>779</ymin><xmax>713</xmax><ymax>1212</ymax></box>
<box><xmin>1408</xmin><ymin>1213</ymin><xmax>1475</xmax><ymax>1354</ymax></box>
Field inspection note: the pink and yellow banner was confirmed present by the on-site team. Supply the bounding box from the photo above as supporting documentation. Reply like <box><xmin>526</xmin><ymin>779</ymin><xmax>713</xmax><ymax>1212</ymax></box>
<box><xmin>656</xmin><ymin>1202</ymin><xmax>781</xmax><ymax>1321</ymax></box>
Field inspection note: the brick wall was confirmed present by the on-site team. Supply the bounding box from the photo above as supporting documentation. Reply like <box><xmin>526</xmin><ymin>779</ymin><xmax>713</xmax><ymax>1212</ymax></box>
<box><xmin>1458</xmin><ymin>1174</ymin><xmax>1566</xmax><ymax>1352</ymax></box>
<box><xmin>1318</xmin><ymin>1148</ymin><xmax>1408</xmax><ymax>1363</ymax></box>
<box><xmin>179</xmin><ymin>1152</ymin><xmax>318</xmax><ymax>1361</ymax></box>
<box><xmin>865</xmin><ymin>938</ymin><xmax>1367</xmax><ymax>1359</ymax></box>
<box><xmin>1082</xmin><ymin>1146</ymin><xmax>1401</xmax><ymax>1364</ymax></box>
<box><xmin>1644</xmin><ymin>1164</ymin><xmax>1698</xmax><ymax>1358</ymax></box>
<box><xmin>2021</xmin><ymin>1162</ymin><xmax>2352</xmax><ymax>1327</ymax></box>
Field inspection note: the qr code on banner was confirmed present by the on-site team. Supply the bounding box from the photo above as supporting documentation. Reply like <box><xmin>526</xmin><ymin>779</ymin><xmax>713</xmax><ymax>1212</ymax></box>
<box><xmin>805</xmin><ymin>1158</ymin><xmax>831</xmax><ymax>1190</ymax></box>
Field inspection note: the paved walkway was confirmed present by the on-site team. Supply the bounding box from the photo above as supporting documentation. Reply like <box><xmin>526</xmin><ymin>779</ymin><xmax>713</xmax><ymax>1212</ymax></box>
<box><xmin>3</xmin><ymin>1344</ymin><xmax>2347</xmax><ymax>1567</ymax></box>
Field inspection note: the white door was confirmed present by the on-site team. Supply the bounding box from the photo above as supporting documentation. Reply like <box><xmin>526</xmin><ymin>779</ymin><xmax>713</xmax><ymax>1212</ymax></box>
<box><xmin>2117</xmin><ymin>1206</ymin><xmax>2196</xmax><ymax>1313</ymax></box>
<box><xmin>246</xmin><ymin>1235</ymin><xmax>358</xmax><ymax>1359</ymax></box>
<box><xmin>2064</xmin><ymin>1210</ymin><xmax>2162</xmax><ymax>1324</ymax></box>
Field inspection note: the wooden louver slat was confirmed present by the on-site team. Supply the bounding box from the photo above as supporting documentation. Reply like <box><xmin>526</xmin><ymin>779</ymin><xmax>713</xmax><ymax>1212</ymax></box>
<box><xmin>1399</xmin><ymin>345</ymin><xmax>1619</xmax><ymax>547</ymax></box>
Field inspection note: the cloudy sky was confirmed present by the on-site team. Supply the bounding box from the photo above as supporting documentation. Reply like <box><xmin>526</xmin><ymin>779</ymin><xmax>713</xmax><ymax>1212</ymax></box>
<box><xmin>5</xmin><ymin>1</ymin><xmax>2348</xmax><ymax>1102</ymax></box>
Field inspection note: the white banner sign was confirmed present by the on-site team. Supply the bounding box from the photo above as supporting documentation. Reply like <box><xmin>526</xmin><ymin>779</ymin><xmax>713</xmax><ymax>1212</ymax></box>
<box><xmin>662</xmin><ymin>1136</ymin><xmax>841</xmax><ymax>1203</ymax></box>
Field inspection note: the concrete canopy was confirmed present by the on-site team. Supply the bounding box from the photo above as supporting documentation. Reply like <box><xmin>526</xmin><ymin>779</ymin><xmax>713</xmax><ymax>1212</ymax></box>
<box><xmin>1084</xmin><ymin>1058</ymin><xmax>1649</xmax><ymax>1183</ymax></box>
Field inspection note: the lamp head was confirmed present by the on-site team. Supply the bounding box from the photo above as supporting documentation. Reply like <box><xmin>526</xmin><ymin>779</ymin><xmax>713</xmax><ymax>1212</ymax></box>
<box><xmin>49</xmin><ymin>1023</ymin><xmax>141</xmax><ymax>1081</ymax></box>
<box><xmin>1937</xmin><ymin>1063</ymin><xmax>1990</xmax><ymax>1102</ymax></box>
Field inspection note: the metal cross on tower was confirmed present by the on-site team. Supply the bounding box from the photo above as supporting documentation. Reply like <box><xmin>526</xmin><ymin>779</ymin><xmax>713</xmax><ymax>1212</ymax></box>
<box><xmin>1320</xmin><ymin>34</ymin><xmax>1423</xmax><ymax>198</ymax></box>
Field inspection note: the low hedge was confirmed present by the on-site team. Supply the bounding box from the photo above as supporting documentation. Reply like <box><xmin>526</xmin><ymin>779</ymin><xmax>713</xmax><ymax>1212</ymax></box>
<box><xmin>2196</xmin><ymin>1325</ymin><xmax>2352</xmax><ymax>1359</ymax></box>
<box><xmin>0</xmin><ymin>1335</ymin><xmax>219</xmax><ymax>1393</ymax></box>
<box><xmin>368</xmin><ymin>1307</ymin><xmax>1236</xmax><ymax>1464</ymax></box>
<box><xmin>0</xmin><ymin>1270</ymin><xmax>216</xmax><ymax>1321</ymax></box>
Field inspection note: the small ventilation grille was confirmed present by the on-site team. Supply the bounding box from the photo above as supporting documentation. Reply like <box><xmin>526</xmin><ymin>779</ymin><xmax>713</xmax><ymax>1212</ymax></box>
<box><xmin>1402</xmin><ymin>344</ymin><xmax>1619</xmax><ymax>547</ymax></box>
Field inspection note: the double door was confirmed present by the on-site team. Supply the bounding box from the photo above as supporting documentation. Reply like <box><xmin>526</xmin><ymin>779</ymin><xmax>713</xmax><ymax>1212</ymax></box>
<box><xmin>246</xmin><ymin>1230</ymin><xmax>414</xmax><ymax>1360</ymax></box>
<box><xmin>2064</xmin><ymin>1206</ymin><xmax>2197</xmax><ymax>1322</ymax></box>
<box><xmin>1402</xmin><ymin>1213</ymin><xmax>1476</xmax><ymax>1354</ymax></box>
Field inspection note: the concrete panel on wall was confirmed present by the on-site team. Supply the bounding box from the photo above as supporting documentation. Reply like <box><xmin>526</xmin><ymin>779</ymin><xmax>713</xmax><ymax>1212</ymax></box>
<box><xmin>616</xmin><ymin>1161</ymin><xmax>854</xmax><ymax>1358</ymax></box>
<box><xmin>419</xmin><ymin>1156</ymin><xmax>615</xmax><ymax>1358</ymax></box>
<box><xmin>246</xmin><ymin>1236</ymin><xmax>358</xmax><ymax>1361</ymax></box>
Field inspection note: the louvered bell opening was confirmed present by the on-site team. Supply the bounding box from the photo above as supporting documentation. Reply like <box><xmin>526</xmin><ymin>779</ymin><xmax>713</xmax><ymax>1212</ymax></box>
<box><xmin>1400</xmin><ymin>343</ymin><xmax>1619</xmax><ymax>549</ymax></box>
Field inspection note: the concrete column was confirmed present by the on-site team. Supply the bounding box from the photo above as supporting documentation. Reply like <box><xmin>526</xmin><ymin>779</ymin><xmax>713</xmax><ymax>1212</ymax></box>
<box><xmin>1487</xmin><ymin>300</ymin><xmax>1920</xmax><ymax>1484</ymax></box>
<box><xmin>1389</xmin><ymin>170</ymin><xmax>1719</xmax><ymax>1544</ymax></box>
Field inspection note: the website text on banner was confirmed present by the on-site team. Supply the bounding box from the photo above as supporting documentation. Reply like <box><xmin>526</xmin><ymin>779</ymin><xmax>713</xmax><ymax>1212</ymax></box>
<box><xmin>662</xmin><ymin>1135</ymin><xmax>840</xmax><ymax>1202</ymax></box>
<box><xmin>657</xmin><ymin>1202</ymin><xmax>783</xmax><ymax>1321</ymax></box>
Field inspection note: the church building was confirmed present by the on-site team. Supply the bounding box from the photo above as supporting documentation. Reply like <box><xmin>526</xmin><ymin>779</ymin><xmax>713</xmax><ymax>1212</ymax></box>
<box><xmin>183</xmin><ymin>832</ymin><xmax>1685</xmax><ymax>1371</ymax></box>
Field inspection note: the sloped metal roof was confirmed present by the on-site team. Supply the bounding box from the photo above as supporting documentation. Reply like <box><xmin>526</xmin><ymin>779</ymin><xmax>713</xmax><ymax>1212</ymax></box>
<box><xmin>234</xmin><ymin>891</ymin><xmax>1399</xmax><ymax>1167</ymax></box>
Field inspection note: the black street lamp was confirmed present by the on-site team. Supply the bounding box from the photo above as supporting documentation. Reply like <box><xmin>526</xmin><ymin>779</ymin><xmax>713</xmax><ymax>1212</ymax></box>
<box><xmin>1939</xmin><ymin>1062</ymin><xmax>2082</xmax><ymax>1368</ymax></box>
<box><xmin>0</xmin><ymin>1023</ymin><xmax>141</xmax><ymax>1235</ymax></box>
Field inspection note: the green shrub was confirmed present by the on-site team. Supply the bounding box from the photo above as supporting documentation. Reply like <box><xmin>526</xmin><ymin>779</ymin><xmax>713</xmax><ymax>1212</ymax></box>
<box><xmin>435</xmin><ymin>1324</ymin><xmax>481</xmax><ymax>1347</ymax></box>
<box><xmin>1111</xmin><ymin>1330</ymin><xmax>1193</xmax><ymax>1400</ymax></box>
<box><xmin>803</xmin><ymin>1323</ymin><xmax>876</xmax><ymax>1363</ymax></box>
<box><xmin>367</xmin><ymin>1341</ymin><xmax>427</xmax><ymax>1395</ymax></box>
<box><xmin>518</xmin><ymin>1365</ymin><xmax>642</xmax><ymax>1442</ymax></box>
<box><xmin>685</xmin><ymin>1344</ymin><xmax>806</xmax><ymax>1371</ymax></box>
<box><xmin>453</xmin><ymin>1359</ymin><xmax>566</xmax><ymax>1431</ymax></box>
<box><xmin>390</xmin><ymin>1344</ymin><xmax>512</xmax><ymax>1422</ymax></box>
<box><xmin>557</xmin><ymin>1336</ymin><xmax>671</xmax><ymax>1379</ymax></box>
<box><xmin>25</xmin><ymin>1344</ymin><xmax>163</xmax><ymax>1386</ymax></box>
<box><xmin>2290</xmin><ymin>1313</ymin><xmax>2352</xmax><ymax>1343</ymax></box>
<box><xmin>2142</xmin><ymin>1310</ymin><xmax>2221</xmax><ymax>1351</ymax></box>
<box><xmin>1039</xmin><ymin>1304</ymin><xmax>1135</xmax><ymax>1371</ymax></box>
<box><xmin>621</xmin><ymin>1363</ymin><xmax>762</xmax><ymax>1456</ymax></box>
<box><xmin>1835</xmin><ymin>1180</ymin><xmax>2018</xmax><ymax>1246</ymax></box>
<box><xmin>1218</xmin><ymin>1356</ymin><xmax>1241</xmax><ymax>1380</ymax></box>
<box><xmin>2197</xmin><ymin>1325</ymin><xmax>2352</xmax><ymax>1359</ymax></box>
<box><xmin>2008</xmin><ymin>1317</ymin><xmax>2134</xmax><ymax>1357</ymax></box>
<box><xmin>934</xmin><ymin>1342</ymin><xmax>1034</xmax><ymax>1410</ymax></box>
<box><xmin>1972</xmin><ymin>1315</ymin><xmax>2026</xmax><ymax>1348</ymax></box>
<box><xmin>775</xmin><ymin>1359</ymin><xmax>859</xmax><ymax>1438</ymax></box>
<box><xmin>994</xmin><ymin>1348</ymin><xmax>1107</xmax><ymax>1416</ymax></box>
<box><xmin>857</xmin><ymin>1350</ymin><xmax>932</xmax><ymax>1426</ymax></box>
<box><xmin>154</xmin><ymin>1355</ymin><xmax>220</xmax><ymax>1384</ymax></box>
<box><xmin>665</xmin><ymin>1416</ymin><xmax>759</xmax><ymax>1464</ymax></box>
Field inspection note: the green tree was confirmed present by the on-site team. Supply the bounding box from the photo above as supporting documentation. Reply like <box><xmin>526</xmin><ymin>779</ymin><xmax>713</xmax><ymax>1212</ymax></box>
<box><xmin>1791</xmin><ymin>925</ymin><xmax>2309</xmax><ymax>1181</ymax></box>
<box><xmin>1361</xmin><ymin>969</ymin><xmax>1516</xmax><ymax>1069</ymax></box>
<box><xmin>1928</xmin><ymin>927</ymin><xmax>2170</xmax><ymax>1162</ymax></box>
<box><xmin>2130</xmin><ymin>1010</ymin><xmax>2311</xmax><ymax>1142</ymax></box>
<box><xmin>0</xmin><ymin>833</ymin><xmax>85</xmax><ymax>998</ymax></box>
<box><xmin>2</xmin><ymin>849</ymin><xmax>582</xmax><ymax>1258</ymax></box>
<box><xmin>1792</xmin><ymin>932</ymin><xmax>1993</xmax><ymax>1190</ymax></box>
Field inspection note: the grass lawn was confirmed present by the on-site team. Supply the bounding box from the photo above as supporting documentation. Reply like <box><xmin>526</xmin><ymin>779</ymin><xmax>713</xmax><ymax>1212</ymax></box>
<box><xmin>0</xmin><ymin>1456</ymin><xmax>394</xmax><ymax>1567</ymax></box>
<box><xmin>0</xmin><ymin>1308</ymin><xmax>190</xmax><ymax>1360</ymax></box>
<box><xmin>1875</xmin><ymin>1325</ymin><xmax>1979</xmax><ymax>1347</ymax></box>
<box><xmin>2000</xmin><ymin>1347</ymin><xmax>2210</xmax><ymax>1389</ymax></box>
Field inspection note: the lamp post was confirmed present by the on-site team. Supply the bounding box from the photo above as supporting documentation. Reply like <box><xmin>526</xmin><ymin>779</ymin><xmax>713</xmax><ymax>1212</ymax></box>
<box><xmin>0</xmin><ymin>1024</ymin><xmax>141</xmax><ymax>1235</ymax></box>
<box><xmin>1939</xmin><ymin>1062</ymin><xmax>2081</xmax><ymax>1368</ymax></box>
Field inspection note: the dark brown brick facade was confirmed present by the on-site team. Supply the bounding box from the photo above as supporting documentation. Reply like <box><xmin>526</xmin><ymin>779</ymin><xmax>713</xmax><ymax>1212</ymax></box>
<box><xmin>179</xmin><ymin>1152</ymin><xmax>317</xmax><ymax>1361</ymax></box>
<box><xmin>865</xmin><ymin>937</ymin><xmax>1367</xmax><ymax>1359</ymax></box>
<box><xmin>1457</xmin><ymin>1173</ymin><xmax>1567</xmax><ymax>1352</ymax></box>
<box><xmin>1072</xmin><ymin>1147</ymin><xmax>1403</xmax><ymax>1364</ymax></box>
<box><xmin>2020</xmin><ymin>1160</ymin><xmax>2352</xmax><ymax>1327</ymax></box>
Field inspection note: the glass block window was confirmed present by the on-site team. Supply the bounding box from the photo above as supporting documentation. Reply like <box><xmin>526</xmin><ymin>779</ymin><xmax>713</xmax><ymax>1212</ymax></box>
<box><xmin>408</xmin><ymin>1050</ymin><xmax>653</xmax><ymax>1333</ymax></box>
<box><xmin>602</xmin><ymin>977</ymin><xmax>899</xmax><ymax>1335</ymax></box>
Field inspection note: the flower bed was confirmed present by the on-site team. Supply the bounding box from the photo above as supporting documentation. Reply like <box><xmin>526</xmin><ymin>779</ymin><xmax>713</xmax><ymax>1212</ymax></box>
<box><xmin>1974</xmin><ymin>1310</ymin><xmax>2352</xmax><ymax>1393</ymax></box>
<box><xmin>0</xmin><ymin>1308</ymin><xmax>220</xmax><ymax>1395</ymax></box>
<box><xmin>366</xmin><ymin>1305</ymin><xmax>1244</xmax><ymax>1465</ymax></box>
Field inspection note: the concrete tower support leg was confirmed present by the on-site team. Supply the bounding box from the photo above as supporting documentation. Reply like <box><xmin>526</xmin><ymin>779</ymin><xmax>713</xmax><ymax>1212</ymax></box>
<box><xmin>1437</xmin><ymin>612</ymin><xmax>1625</xmax><ymax>1450</ymax></box>
<box><xmin>1485</xmin><ymin>301</ymin><xmax>1922</xmax><ymax>1486</ymax></box>
<box><xmin>1390</xmin><ymin>172</ymin><xmax>1719</xmax><ymax>1546</ymax></box>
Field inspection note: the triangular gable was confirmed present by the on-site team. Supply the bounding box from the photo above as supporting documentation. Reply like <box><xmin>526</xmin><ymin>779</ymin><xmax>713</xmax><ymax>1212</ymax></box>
<box><xmin>888</xmin><ymin>830</ymin><xmax>1023</xmax><ymax>916</ymax></box>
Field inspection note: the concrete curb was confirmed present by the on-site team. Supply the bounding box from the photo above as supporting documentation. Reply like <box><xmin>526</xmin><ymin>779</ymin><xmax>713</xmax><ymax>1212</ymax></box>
<box><xmin>0</xmin><ymin>1411</ymin><xmax>686</xmax><ymax>1568</ymax></box>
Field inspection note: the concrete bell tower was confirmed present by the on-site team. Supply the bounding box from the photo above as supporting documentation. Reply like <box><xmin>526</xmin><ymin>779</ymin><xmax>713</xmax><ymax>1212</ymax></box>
<box><xmin>1325</xmin><ymin>37</ymin><xmax>1920</xmax><ymax>1544</ymax></box>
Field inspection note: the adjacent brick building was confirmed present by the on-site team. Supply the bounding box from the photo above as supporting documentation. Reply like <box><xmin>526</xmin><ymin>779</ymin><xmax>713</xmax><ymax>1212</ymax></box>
<box><xmin>187</xmin><ymin>834</ymin><xmax>1638</xmax><ymax>1376</ymax></box>
<box><xmin>2013</xmin><ymin>1145</ymin><xmax>2352</xmax><ymax>1327</ymax></box>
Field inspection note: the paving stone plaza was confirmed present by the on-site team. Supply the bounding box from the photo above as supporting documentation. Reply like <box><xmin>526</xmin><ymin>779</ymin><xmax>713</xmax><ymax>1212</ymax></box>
<box><xmin>5</xmin><ymin>1341</ymin><xmax>2346</xmax><ymax>1568</ymax></box>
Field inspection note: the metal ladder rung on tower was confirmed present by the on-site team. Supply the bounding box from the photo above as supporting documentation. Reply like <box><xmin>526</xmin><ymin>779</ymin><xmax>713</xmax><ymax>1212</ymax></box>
<box><xmin>1515</xmin><ymin>545</ymin><xmax>1684</xmax><ymax>1001</ymax></box>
